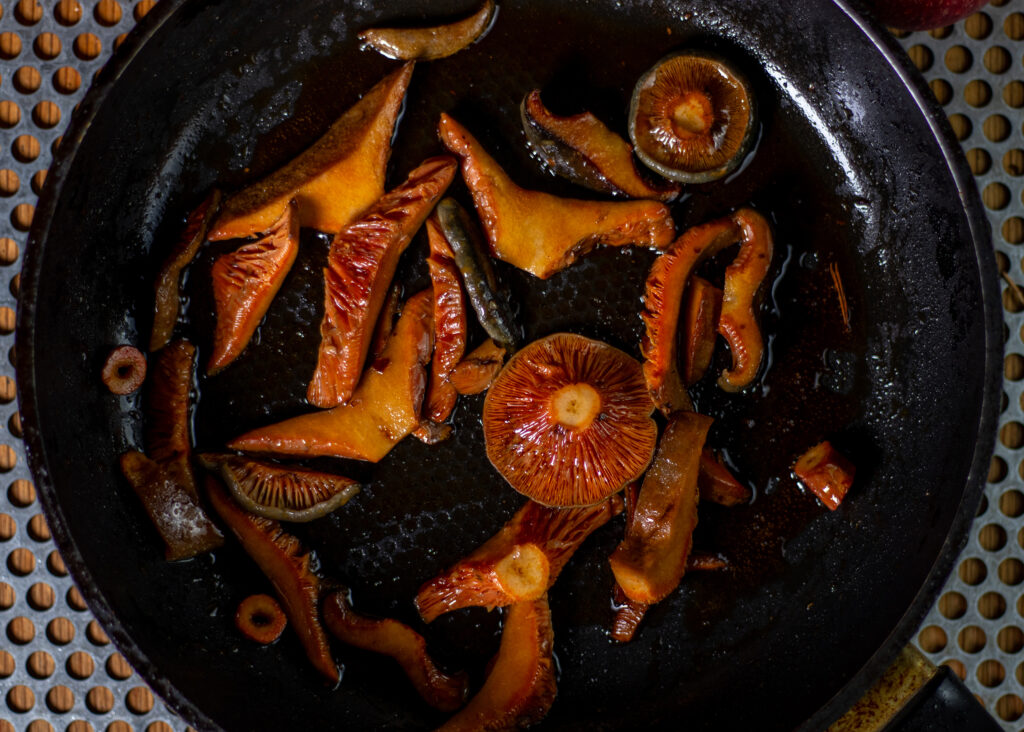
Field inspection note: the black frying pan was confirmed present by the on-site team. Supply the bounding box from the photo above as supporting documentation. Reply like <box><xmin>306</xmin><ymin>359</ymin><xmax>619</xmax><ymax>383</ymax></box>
<box><xmin>15</xmin><ymin>0</ymin><xmax>1001</xmax><ymax>729</ymax></box>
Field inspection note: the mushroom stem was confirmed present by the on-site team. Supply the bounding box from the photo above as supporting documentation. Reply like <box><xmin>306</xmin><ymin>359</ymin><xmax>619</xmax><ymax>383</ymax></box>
<box><xmin>549</xmin><ymin>383</ymin><xmax>601</xmax><ymax>431</ymax></box>
<box><xmin>672</xmin><ymin>91</ymin><xmax>714</xmax><ymax>137</ymax></box>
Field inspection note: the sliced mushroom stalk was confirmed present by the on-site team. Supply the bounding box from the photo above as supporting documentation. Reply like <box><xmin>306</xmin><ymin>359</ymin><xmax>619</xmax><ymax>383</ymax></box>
<box><xmin>521</xmin><ymin>89</ymin><xmax>680</xmax><ymax>201</ymax></box>
<box><xmin>629</xmin><ymin>51</ymin><xmax>756</xmax><ymax>184</ymax></box>
<box><xmin>359</xmin><ymin>0</ymin><xmax>496</xmax><ymax>61</ymax></box>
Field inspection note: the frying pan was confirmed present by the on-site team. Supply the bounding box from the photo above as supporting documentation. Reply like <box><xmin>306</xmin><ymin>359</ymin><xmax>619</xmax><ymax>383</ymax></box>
<box><xmin>14</xmin><ymin>0</ymin><xmax>1002</xmax><ymax>729</ymax></box>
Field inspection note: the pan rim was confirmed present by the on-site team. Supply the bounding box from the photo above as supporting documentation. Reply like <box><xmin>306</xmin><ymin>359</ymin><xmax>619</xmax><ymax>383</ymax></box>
<box><xmin>13</xmin><ymin>1</ymin><xmax>1002</xmax><ymax>730</ymax></box>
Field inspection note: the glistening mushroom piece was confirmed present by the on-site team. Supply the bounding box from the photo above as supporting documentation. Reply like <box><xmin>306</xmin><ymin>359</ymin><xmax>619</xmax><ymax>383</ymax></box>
<box><xmin>520</xmin><ymin>89</ymin><xmax>680</xmax><ymax>201</ymax></box>
<box><xmin>358</xmin><ymin>0</ymin><xmax>496</xmax><ymax>61</ymax></box>
<box><xmin>322</xmin><ymin>591</ymin><xmax>469</xmax><ymax>712</ymax></box>
<box><xmin>229</xmin><ymin>289</ymin><xmax>434</xmax><ymax>462</ymax></box>
<box><xmin>439</xmin><ymin>113</ymin><xmax>675</xmax><ymax>279</ymax></box>
<box><xmin>698</xmin><ymin>449</ymin><xmax>751</xmax><ymax>507</ymax></box>
<box><xmin>208</xmin><ymin>200</ymin><xmax>300</xmax><ymax>375</ymax></box>
<box><xmin>308</xmin><ymin>155</ymin><xmax>456</xmax><ymax>408</ymax></box>
<box><xmin>151</xmin><ymin>189</ymin><xmax>221</xmax><ymax>351</ymax></box>
<box><xmin>436</xmin><ymin>595</ymin><xmax>557</xmax><ymax>732</ymax></box>
<box><xmin>416</xmin><ymin>495</ymin><xmax>622</xmax><ymax>623</ymax></box>
<box><xmin>609</xmin><ymin>411</ymin><xmax>712</xmax><ymax>605</ymax></box>
<box><xmin>235</xmin><ymin>594</ymin><xmax>287</xmax><ymax>645</ymax></box>
<box><xmin>145</xmin><ymin>339</ymin><xmax>198</xmax><ymax>467</ymax></box>
<box><xmin>208</xmin><ymin>63</ymin><xmax>414</xmax><ymax>240</ymax></box>
<box><xmin>198</xmin><ymin>453</ymin><xmax>360</xmax><ymax>522</ymax></box>
<box><xmin>415</xmin><ymin>215</ymin><xmax>468</xmax><ymax>437</ymax></box>
<box><xmin>449</xmin><ymin>338</ymin><xmax>506</xmax><ymax>395</ymax></box>
<box><xmin>793</xmin><ymin>441</ymin><xmax>855</xmax><ymax>511</ymax></box>
<box><xmin>483</xmin><ymin>333</ymin><xmax>657</xmax><ymax>507</ymax></box>
<box><xmin>629</xmin><ymin>51</ymin><xmax>756</xmax><ymax>184</ymax></box>
<box><xmin>205</xmin><ymin>476</ymin><xmax>339</xmax><ymax>683</ymax></box>
<box><xmin>681</xmin><ymin>275</ymin><xmax>722</xmax><ymax>386</ymax></box>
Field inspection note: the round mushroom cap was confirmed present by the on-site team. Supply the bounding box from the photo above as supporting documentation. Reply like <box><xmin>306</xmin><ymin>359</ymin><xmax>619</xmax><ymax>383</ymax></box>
<box><xmin>483</xmin><ymin>333</ymin><xmax>658</xmax><ymax>507</ymax></box>
<box><xmin>629</xmin><ymin>50</ymin><xmax>756</xmax><ymax>184</ymax></box>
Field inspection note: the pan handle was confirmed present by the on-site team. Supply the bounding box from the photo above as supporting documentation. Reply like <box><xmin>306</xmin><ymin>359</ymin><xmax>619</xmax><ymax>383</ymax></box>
<box><xmin>828</xmin><ymin>645</ymin><xmax>1003</xmax><ymax>731</ymax></box>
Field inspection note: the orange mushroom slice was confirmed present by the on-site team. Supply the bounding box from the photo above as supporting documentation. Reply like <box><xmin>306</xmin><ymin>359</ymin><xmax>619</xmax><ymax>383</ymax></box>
<box><xmin>449</xmin><ymin>338</ymin><xmax>506</xmax><ymax>395</ymax></box>
<box><xmin>208</xmin><ymin>200</ymin><xmax>300</xmax><ymax>375</ymax></box>
<box><xmin>681</xmin><ymin>275</ymin><xmax>722</xmax><ymax>386</ymax></box>
<box><xmin>483</xmin><ymin>333</ymin><xmax>657</xmax><ymax>507</ymax></box>
<box><xmin>521</xmin><ymin>89</ymin><xmax>679</xmax><ymax>201</ymax></box>
<box><xmin>358</xmin><ymin>0</ymin><xmax>496</xmax><ymax>61</ymax></box>
<box><xmin>208</xmin><ymin>63</ymin><xmax>414</xmax><ymax>240</ymax></box>
<box><xmin>629</xmin><ymin>51</ymin><xmax>756</xmax><ymax>184</ymax></box>
<box><xmin>439</xmin><ymin>113</ymin><xmax>675</xmax><ymax>279</ymax></box>
<box><xmin>308</xmin><ymin>155</ymin><xmax>456</xmax><ymax>408</ymax></box>
<box><xmin>641</xmin><ymin>207</ymin><xmax>772</xmax><ymax>413</ymax></box>
<box><xmin>436</xmin><ymin>595</ymin><xmax>557</xmax><ymax>732</ymax></box>
<box><xmin>609</xmin><ymin>411</ymin><xmax>711</xmax><ymax>605</ymax></box>
<box><xmin>416</xmin><ymin>495</ymin><xmax>621</xmax><ymax>623</ymax></box>
<box><xmin>229</xmin><ymin>289</ymin><xmax>434</xmax><ymax>462</ymax></box>
<box><xmin>151</xmin><ymin>189</ymin><xmax>222</xmax><ymax>351</ymax></box>
<box><xmin>205</xmin><ymin>475</ymin><xmax>339</xmax><ymax>683</ymax></box>
<box><xmin>144</xmin><ymin>338</ymin><xmax>197</xmax><ymax>466</ymax></box>
<box><xmin>322</xmin><ymin>591</ymin><xmax>469</xmax><ymax>712</ymax></box>
<box><xmin>198</xmin><ymin>453</ymin><xmax>359</xmax><ymax>522</ymax></box>
<box><xmin>793</xmin><ymin>440</ymin><xmax>855</xmax><ymax>511</ymax></box>
<box><xmin>235</xmin><ymin>593</ymin><xmax>287</xmax><ymax>645</ymax></box>
<box><xmin>413</xmin><ymin>215</ymin><xmax>468</xmax><ymax>439</ymax></box>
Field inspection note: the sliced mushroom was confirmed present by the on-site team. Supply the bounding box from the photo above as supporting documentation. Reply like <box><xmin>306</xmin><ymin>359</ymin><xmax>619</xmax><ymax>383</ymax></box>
<box><xmin>359</xmin><ymin>0</ymin><xmax>496</xmax><ymax>61</ymax></box>
<box><xmin>629</xmin><ymin>51</ymin><xmax>756</xmax><ymax>183</ymax></box>
<box><xmin>483</xmin><ymin>333</ymin><xmax>657</xmax><ymax>507</ymax></box>
<box><xmin>521</xmin><ymin>89</ymin><xmax>679</xmax><ymax>201</ymax></box>
<box><xmin>209</xmin><ymin>63</ymin><xmax>413</xmax><ymax>240</ymax></box>
<box><xmin>439</xmin><ymin>113</ymin><xmax>675</xmax><ymax>279</ymax></box>
<box><xmin>449</xmin><ymin>338</ymin><xmax>506</xmax><ymax>395</ymax></box>
<box><xmin>308</xmin><ymin>156</ymin><xmax>456</xmax><ymax>408</ymax></box>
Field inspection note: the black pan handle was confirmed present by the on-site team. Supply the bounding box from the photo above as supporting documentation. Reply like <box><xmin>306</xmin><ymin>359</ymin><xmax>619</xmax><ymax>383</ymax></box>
<box><xmin>829</xmin><ymin>646</ymin><xmax>1002</xmax><ymax>732</ymax></box>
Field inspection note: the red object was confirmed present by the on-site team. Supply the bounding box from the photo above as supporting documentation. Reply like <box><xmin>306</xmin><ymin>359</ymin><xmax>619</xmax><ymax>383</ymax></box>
<box><xmin>862</xmin><ymin>0</ymin><xmax>988</xmax><ymax>31</ymax></box>
<box><xmin>793</xmin><ymin>441</ymin><xmax>855</xmax><ymax>511</ymax></box>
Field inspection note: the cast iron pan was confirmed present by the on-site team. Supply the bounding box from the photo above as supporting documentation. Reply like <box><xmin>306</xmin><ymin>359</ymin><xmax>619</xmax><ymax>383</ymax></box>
<box><xmin>15</xmin><ymin>0</ymin><xmax>1002</xmax><ymax>729</ymax></box>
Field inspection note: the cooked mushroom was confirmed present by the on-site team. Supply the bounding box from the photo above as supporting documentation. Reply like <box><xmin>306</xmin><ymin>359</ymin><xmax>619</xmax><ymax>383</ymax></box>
<box><xmin>793</xmin><ymin>440</ymin><xmax>855</xmax><ymax>511</ymax></box>
<box><xmin>208</xmin><ymin>63</ymin><xmax>414</xmax><ymax>240</ymax></box>
<box><xmin>205</xmin><ymin>476</ymin><xmax>339</xmax><ymax>683</ymax></box>
<box><xmin>521</xmin><ymin>89</ymin><xmax>679</xmax><ymax>201</ymax></box>
<box><xmin>629</xmin><ymin>50</ymin><xmax>756</xmax><ymax>183</ymax></box>
<box><xmin>322</xmin><ymin>591</ymin><xmax>470</xmax><ymax>712</ymax></box>
<box><xmin>439</xmin><ymin>113</ymin><xmax>675</xmax><ymax>279</ymax></box>
<box><xmin>415</xmin><ymin>495</ymin><xmax>621</xmax><ymax>622</ymax></box>
<box><xmin>229</xmin><ymin>289</ymin><xmax>434</xmax><ymax>462</ymax></box>
<box><xmin>449</xmin><ymin>338</ymin><xmax>506</xmax><ymax>395</ymax></box>
<box><xmin>698</xmin><ymin>449</ymin><xmax>751</xmax><ymax>506</ymax></box>
<box><xmin>151</xmin><ymin>189</ymin><xmax>221</xmax><ymax>351</ymax></box>
<box><xmin>437</xmin><ymin>596</ymin><xmax>556</xmax><ymax>731</ymax></box>
<box><xmin>198</xmin><ymin>453</ymin><xmax>359</xmax><ymax>522</ymax></box>
<box><xmin>235</xmin><ymin>593</ymin><xmax>287</xmax><ymax>644</ymax></box>
<box><xmin>308</xmin><ymin>155</ymin><xmax>456</xmax><ymax>408</ymax></box>
<box><xmin>609</xmin><ymin>411</ymin><xmax>712</xmax><ymax>605</ymax></box>
<box><xmin>358</xmin><ymin>0</ymin><xmax>496</xmax><ymax>61</ymax></box>
<box><xmin>144</xmin><ymin>338</ymin><xmax>198</xmax><ymax>465</ymax></box>
<box><xmin>681</xmin><ymin>275</ymin><xmax>722</xmax><ymax>386</ymax></box>
<box><xmin>101</xmin><ymin>345</ymin><xmax>146</xmax><ymax>395</ymax></box>
<box><xmin>482</xmin><ymin>333</ymin><xmax>657</xmax><ymax>507</ymax></box>
<box><xmin>368</xmin><ymin>281</ymin><xmax>403</xmax><ymax>361</ymax></box>
<box><xmin>208</xmin><ymin>200</ymin><xmax>299</xmax><ymax>375</ymax></box>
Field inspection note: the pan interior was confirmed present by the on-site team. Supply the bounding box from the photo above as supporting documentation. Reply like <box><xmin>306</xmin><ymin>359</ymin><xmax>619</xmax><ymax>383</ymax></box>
<box><xmin>18</xmin><ymin>0</ymin><xmax>995</xmax><ymax>729</ymax></box>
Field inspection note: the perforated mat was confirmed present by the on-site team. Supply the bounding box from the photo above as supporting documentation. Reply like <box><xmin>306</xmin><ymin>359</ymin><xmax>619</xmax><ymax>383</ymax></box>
<box><xmin>1</xmin><ymin>1</ymin><xmax>1023</xmax><ymax>731</ymax></box>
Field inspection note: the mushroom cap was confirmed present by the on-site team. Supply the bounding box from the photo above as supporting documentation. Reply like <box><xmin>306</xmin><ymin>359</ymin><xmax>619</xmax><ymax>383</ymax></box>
<box><xmin>483</xmin><ymin>333</ymin><xmax>658</xmax><ymax>507</ymax></box>
<box><xmin>629</xmin><ymin>50</ymin><xmax>756</xmax><ymax>184</ymax></box>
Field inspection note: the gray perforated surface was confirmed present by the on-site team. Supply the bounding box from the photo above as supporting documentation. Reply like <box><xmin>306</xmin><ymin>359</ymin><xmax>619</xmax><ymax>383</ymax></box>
<box><xmin>1</xmin><ymin>1</ymin><xmax>1022</xmax><ymax>731</ymax></box>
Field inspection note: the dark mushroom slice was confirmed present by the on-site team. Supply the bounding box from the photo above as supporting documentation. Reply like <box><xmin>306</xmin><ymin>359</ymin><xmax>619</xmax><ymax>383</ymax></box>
<box><xmin>368</xmin><ymin>281</ymin><xmax>403</xmax><ymax>361</ymax></box>
<box><xmin>205</xmin><ymin>476</ymin><xmax>339</xmax><ymax>683</ymax></box>
<box><xmin>101</xmin><ymin>345</ymin><xmax>146</xmax><ymax>395</ymax></box>
<box><xmin>322</xmin><ymin>591</ymin><xmax>469</xmax><ymax>712</ymax></box>
<box><xmin>483</xmin><ymin>333</ymin><xmax>657</xmax><ymax>507</ymax></box>
<box><xmin>308</xmin><ymin>155</ymin><xmax>456</xmax><ymax>408</ymax></box>
<box><xmin>119</xmin><ymin>451</ymin><xmax>224</xmax><ymax>561</ymax></box>
<box><xmin>437</xmin><ymin>595</ymin><xmax>557</xmax><ymax>732</ymax></box>
<box><xmin>230</xmin><ymin>289</ymin><xmax>434</xmax><ymax>463</ymax></box>
<box><xmin>681</xmin><ymin>275</ymin><xmax>722</xmax><ymax>386</ymax></box>
<box><xmin>416</xmin><ymin>495</ymin><xmax>621</xmax><ymax>622</ymax></box>
<box><xmin>208</xmin><ymin>200</ymin><xmax>300</xmax><ymax>375</ymax></box>
<box><xmin>235</xmin><ymin>593</ymin><xmax>287</xmax><ymax>644</ymax></box>
<box><xmin>629</xmin><ymin>51</ymin><xmax>756</xmax><ymax>184</ymax></box>
<box><xmin>413</xmin><ymin>215</ymin><xmax>468</xmax><ymax>441</ymax></box>
<box><xmin>698</xmin><ymin>449</ymin><xmax>751</xmax><ymax>506</ymax></box>
<box><xmin>151</xmin><ymin>189</ymin><xmax>221</xmax><ymax>352</ymax></box>
<box><xmin>208</xmin><ymin>63</ymin><xmax>413</xmax><ymax>241</ymax></box>
<box><xmin>520</xmin><ymin>89</ymin><xmax>679</xmax><ymax>201</ymax></box>
<box><xmin>449</xmin><ymin>338</ymin><xmax>506</xmax><ymax>395</ymax></box>
<box><xmin>439</xmin><ymin>114</ymin><xmax>675</xmax><ymax>279</ymax></box>
<box><xmin>144</xmin><ymin>339</ymin><xmax>199</xmax><ymax>492</ymax></box>
<box><xmin>435</xmin><ymin>197</ymin><xmax>517</xmax><ymax>351</ymax></box>
<box><xmin>358</xmin><ymin>0</ymin><xmax>496</xmax><ymax>61</ymax></box>
<box><xmin>198</xmin><ymin>453</ymin><xmax>359</xmax><ymax>522</ymax></box>
<box><xmin>609</xmin><ymin>411</ymin><xmax>712</xmax><ymax>605</ymax></box>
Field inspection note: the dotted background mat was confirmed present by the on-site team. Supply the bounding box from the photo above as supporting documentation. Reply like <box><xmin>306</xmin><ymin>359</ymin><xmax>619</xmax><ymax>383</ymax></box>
<box><xmin>0</xmin><ymin>1</ymin><xmax>1022</xmax><ymax>731</ymax></box>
